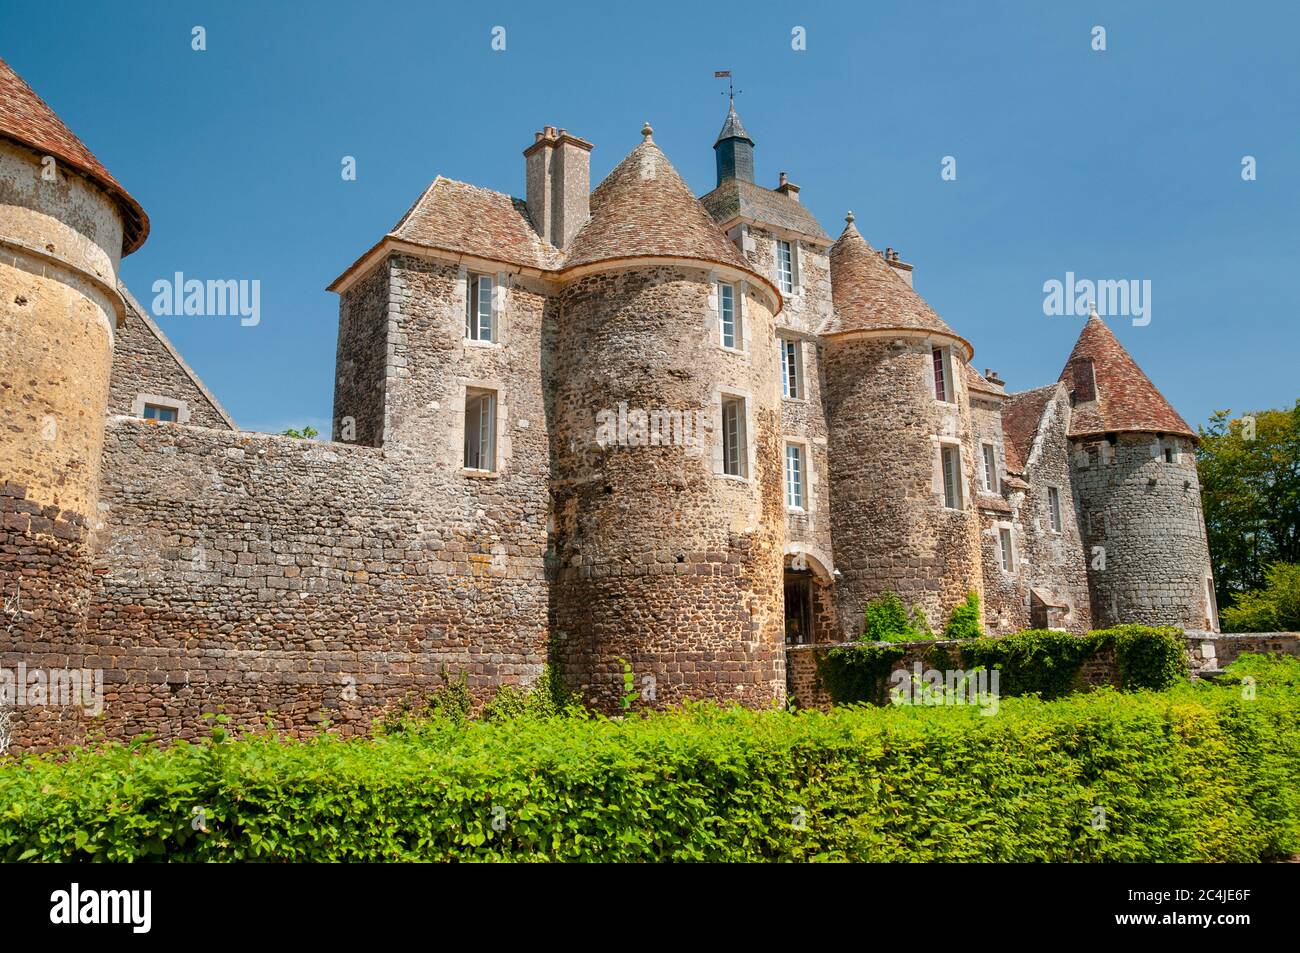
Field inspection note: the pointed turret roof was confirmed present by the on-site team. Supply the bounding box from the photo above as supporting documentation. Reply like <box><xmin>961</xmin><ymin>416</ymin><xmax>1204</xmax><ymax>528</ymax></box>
<box><xmin>1059</xmin><ymin>312</ymin><xmax>1196</xmax><ymax>440</ymax></box>
<box><xmin>564</xmin><ymin>126</ymin><xmax>756</xmax><ymax>275</ymax></box>
<box><xmin>0</xmin><ymin>56</ymin><xmax>148</xmax><ymax>254</ymax></box>
<box><xmin>714</xmin><ymin>101</ymin><xmax>752</xmax><ymax>145</ymax></box>
<box><xmin>823</xmin><ymin>214</ymin><xmax>971</xmax><ymax>357</ymax></box>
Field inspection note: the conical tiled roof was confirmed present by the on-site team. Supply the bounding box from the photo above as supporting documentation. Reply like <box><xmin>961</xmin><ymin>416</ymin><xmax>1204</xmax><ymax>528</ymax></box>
<box><xmin>0</xmin><ymin>56</ymin><xmax>148</xmax><ymax>254</ymax></box>
<box><xmin>564</xmin><ymin>131</ymin><xmax>755</xmax><ymax>274</ymax></box>
<box><xmin>714</xmin><ymin>102</ymin><xmax>752</xmax><ymax>145</ymax></box>
<box><xmin>1059</xmin><ymin>313</ymin><xmax>1196</xmax><ymax>440</ymax></box>
<box><xmin>823</xmin><ymin>215</ymin><xmax>971</xmax><ymax>357</ymax></box>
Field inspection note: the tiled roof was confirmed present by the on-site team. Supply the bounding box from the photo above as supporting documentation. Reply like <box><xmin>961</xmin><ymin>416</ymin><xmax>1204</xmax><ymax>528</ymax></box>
<box><xmin>564</xmin><ymin>134</ymin><xmax>753</xmax><ymax>273</ymax></box>
<box><xmin>1001</xmin><ymin>383</ymin><xmax>1060</xmax><ymax>476</ymax></box>
<box><xmin>390</xmin><ymin>176</ymin><xmax>562</xmax><ymax>271</ymax></box>
<box><xmin>0</xmin><ymin>55</ymin><xmax>148</xmax><ymax>254</ymax></box>
<box><xmin>1059</xmin><ymin>314</ymin><xmax>1196</xmax><ymax>440</ymax></box>
<box><xmin>823</xmin><ymin>217</ymin><xmax>971</xmax><ymax>356</ymax></box>
<box><xmin>700</xmin><ymin>177</ymin><xmax>831</xmax><ymax>243</ymax></box>
<box><xmin>965</xmin><ymin>365</ymin><xmax>1004</xmax><ymax>398</ymax></box>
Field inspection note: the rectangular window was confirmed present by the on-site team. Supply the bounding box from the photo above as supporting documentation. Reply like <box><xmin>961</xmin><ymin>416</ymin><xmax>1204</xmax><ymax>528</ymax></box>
<box><xmin>781</xmin><ymin>339</ymin><xmax>801</xmax><ymax>399</ymax></box>
<box><xmin>719</xmin><ymin>282</ymin><xmax>740</xmax><ymax>349</ymax></box>
<box><xmin>463</xmin><ymin>388</ymin><xmax>496</xmax><ymax>471</ymax></box>
<box><xmin>722</xmin><ymin>396</ymin><xmax>748</xmax><ymax>478</ymax></box>
<box><xmin>1164</xmin><ymin>447</ymin><xmax>1175</xmax><ymax>464</ymax></box>
<box><xmin>981</xmin><ymin>443</ymin><xmax>997</xmax><ymax>492</ymax></box>
<box><xmin>932</xmin><ymin>347</ymin><xmax>953</xmax><ymax>402</ymax></box>
<box><xmin>465</xmin><ymin>273</ymin><xmax>494</xmax><ymax>342</ymax></box>
<box><xmin>1048</xmin><ymin>486</ymin><xmax>1062</xmax><ymax>532</ymax></box>
<box><xmin>143</xmin><ymin>403</ymin><xmax>178</xmax><ymax>422</ymax></box>
<box><xmin>941</xmin><ymin>444</ymin><xmax>962</xmax><ymax>509</ymax></box>
<box><xmin>776</xmin><ymin>240</ymin><xmax>794</xmax><ymax>294</ymax></box>
<box><xmin>785</xmin><ymin>443</ymin><xmax>805</xmax><ymax>509</ymax></box>
<box><xmin>999</xmin><ymin>527</ymin><xmax>1015</xmax><ymax>572</ymax></box>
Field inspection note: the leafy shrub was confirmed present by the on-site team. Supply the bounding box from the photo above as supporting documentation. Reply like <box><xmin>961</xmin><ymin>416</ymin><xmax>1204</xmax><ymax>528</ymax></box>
<box><xmin>1221</xmin><ymin>563</ymin><xmax>1300</xmax><ymax>633</ymax></box>
<box><xmin>821</xmin><ymin>625</ymin><xmax>1187</xmax><ymax>706</ymax></box>
<box><xmin>943</xmin><ymin>592</ymin><xmax>983</xmax><ymax>640</ymax></box>
<box><xmin>1</xmin><ymin>656</ymin><xmax>1296</xmax><ymax>862</ymax></box>
<box><xmin>862</xmin><ymin>591</ymin><xmax>933</xmax><ymax>643</ymax></box>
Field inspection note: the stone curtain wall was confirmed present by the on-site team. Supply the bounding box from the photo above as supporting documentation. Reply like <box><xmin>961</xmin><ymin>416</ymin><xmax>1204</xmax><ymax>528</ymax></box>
<box><xmin>107</xmin><ymin>298</ymin><xmax>233</xmax><ymax>430</ymax></box>
<box><xmin>823</xmin><ymin>336</ymin><xmax>983</xmax><ymax>638</ymax></box>
<box><xmin>1073</xmin><ymin>433</ymin><xmax>1215</xmax><ymax>630</ymax></box>
<box><xmin>550</xmin><ymin>267</ymin><xmax>787</xmax><ymax>711</ymax></box>
<box><xmin>42</xmin><ymin>418</ymin><xmax>548</xmax><ymax>748</ymax></box>
<box><xmin>331</xmin><ymin>263</ymin><xmax>389</xmax><ymax>446</ymax></box>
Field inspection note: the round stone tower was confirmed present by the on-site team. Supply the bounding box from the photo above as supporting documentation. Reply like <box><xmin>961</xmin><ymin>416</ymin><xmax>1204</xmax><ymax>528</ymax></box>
<box><xmin>1061</xmin><ymin>310</ymin><xmax>1218</xmax><ymax>631</ymax></box>
<box><xmin>549</xmin><ymin>125</ymin><xmax>787</xmax><ymax>710</ymax></box>
<box><xmin>0</xmin><ymin>57</ymin><xmax>148</xmax><ymax>641</ymax></box>
<box><xmin>822</xmin><ymin>214</ymin><xmax>983</xmax><ymax>637</ymax></box>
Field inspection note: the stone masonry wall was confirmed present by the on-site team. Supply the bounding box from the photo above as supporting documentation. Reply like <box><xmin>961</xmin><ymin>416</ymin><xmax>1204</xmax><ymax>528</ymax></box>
<box><xmin>550</xmin><ymin>266</ymin><xmax>787</xmax><ymax>711</ymax></box>
<box><xmin>332</xmin><ymin>262</ymin><xmax>389</xmax><ymax>446</ymax></box>
<box><xmin>1073</xmin><ymin>432</ymin><xmax>1215</xmax><ymax>630</ymax></box>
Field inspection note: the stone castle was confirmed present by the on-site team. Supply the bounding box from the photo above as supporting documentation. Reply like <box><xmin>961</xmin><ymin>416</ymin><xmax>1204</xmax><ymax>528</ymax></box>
<box><xmin>0</xmin><ymin>57</ymin><xmax>1218</xmax><ymax>747</ymax></box>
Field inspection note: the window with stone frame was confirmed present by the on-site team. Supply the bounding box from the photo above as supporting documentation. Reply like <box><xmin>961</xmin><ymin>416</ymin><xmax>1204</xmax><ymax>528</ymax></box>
<box><xmin>463</xmin><ymin>387</ymin><xmax>497</xmax><ymax>471</ymax></box>
<box><xmin>940</xmin><ymin>444</ymin><xmax>963</xmax><ymax>509</ymax></box>
<box><xmin>465</xmin><ymin>273</ymin><xmax>494</xmax><ymax>342</ymax></box>
<box><xmin>981</xmin><ymin>442</ymin><xmax>998</xmax><ymax>493</ymax></box>
<box><xmin>780</xmin><ymin>338</ymin><xmax>802</xmax><ymax>399</ymax></box>
<box><xmin>1048</xmin><ymin>485</ymin><xmax>1063</xmax><ymax>533</ymax></box>
<box><xmin>785</xmin><ymin>442</ymin><xmax>806</xmax><ymax>509</ymax></box>
<box><xmin>142</xmin><ymin>402</ymin><xmax>179</xmax><ymax>423</ymax></box>
<box><xmin>776</xmin><ymin>239</ymin><xmax>795</xmax><ymax>295</ymax></box>
<box><xmin>721</xmin><ymin>395</ymin><xmax>748</xmax><ymax>478</ymax></box>
<box><xmin>932</xmin><ymin>347</ymin><xmax>954</xmax><ymax>403</ymax></box>
<box><xmin>719</xmin><ymin>282</ymin><xmax>741</xmax><ymax>350</ymax></box>
<box><xmin>999</xmin><ymin>526</ymin><xmax>1015</xmax><ymax>572</ymax></box>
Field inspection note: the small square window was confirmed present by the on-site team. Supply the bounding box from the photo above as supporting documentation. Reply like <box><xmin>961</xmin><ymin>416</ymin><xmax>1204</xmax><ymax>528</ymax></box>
<box><xmin>465</xmin><ymin>273</ymin><xmax>494</xmax><ymax>342</ymax></box>
<box><xmin>722</xmin><ymin>396</ymin><xmax>748</xmax><ymax>478</ymax></box>
<box><xmin>463</xmin><ymin>388</ymin><xmax>497</xmax><ymax>471</ymax></box>
<box><xmin>1163</xmin><ymin>447</ymin><xmax>1175</xmax><ymax>464</ymax></box>
<box><xmin>941</xmin><ymin>444</ymin><xmax>962</xmax><ymax>509</ymax></box>
<box><xmin>719</xmin><ymin>282</ymin><xmax>742</xmax><ymax>349</ymax></box>
<box><xmin>143</xmin><ymin>403</ymin><xmax>178</xmax><ymax>422</ymax></box>
<box><xmin>780</xmin><ymin>339</ymin><xmax>801</xmax><ymax>399</ymax></box>
<box><xmin>785</xmin><ymin>443</ymin><xmax>805</xmax><ymax>509</ymax></box>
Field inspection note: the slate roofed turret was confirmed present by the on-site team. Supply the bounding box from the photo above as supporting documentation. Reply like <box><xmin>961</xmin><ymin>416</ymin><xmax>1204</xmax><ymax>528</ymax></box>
<box><xmin>563</xmin><ymin>123</ymin><xmax>756</xmax><ymax>275</ymax></box>
<box><xmin>1059</xmin><ymin>309</ymin><xmax>1196</xmax><ymax>441</ymax></box>
<box><xmin>713</xmin><ymin>101</ymin><xmax>755</xmax><ymax>185</ymax></box>
<box><xmin>0</xmin><ymin>55</ymin><xmax>148</xmax><ymax>253</ymax></box>
<box><xmin>823</xmin><ymin>213</ymin><xmax>971</xmax><ymax>358</ymax></box>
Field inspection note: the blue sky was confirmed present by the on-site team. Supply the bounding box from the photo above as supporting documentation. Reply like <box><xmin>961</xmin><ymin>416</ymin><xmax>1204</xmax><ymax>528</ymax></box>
<box><xmin>4</xmin><ymin>1</ymin><xmax>1296</xmax><ymax>433</ymax></box>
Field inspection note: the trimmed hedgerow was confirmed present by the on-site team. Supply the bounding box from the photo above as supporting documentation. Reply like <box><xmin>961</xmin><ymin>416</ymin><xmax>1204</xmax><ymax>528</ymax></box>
<box><xmin>0</xmin><ymin>657</ymin><xmax>1295</xmax><ymax>862</ymax></box>
<box><xmin>819</xmin><ymin>625</ymin><xmax>1187</xmax><ymax>706</ymax></box>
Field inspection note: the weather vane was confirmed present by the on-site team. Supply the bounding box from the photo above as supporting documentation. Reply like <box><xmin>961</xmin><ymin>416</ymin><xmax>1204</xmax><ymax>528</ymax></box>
<box><xmin>714</xmin><ymin>70</ymin><xmax>742</xmax><ymax>104</ymax></box>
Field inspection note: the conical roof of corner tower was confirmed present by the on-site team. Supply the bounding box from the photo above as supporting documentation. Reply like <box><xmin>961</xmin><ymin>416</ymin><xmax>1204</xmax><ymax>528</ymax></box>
<box><xmin>1059</xmin><ymin>313</ymin><xmax>1196</xmax><ymax>440</ymax></box>
<box><xmin>822</xmin><ymin>216</ymin><xmax>971</xmax><ymax>357</ymax></box>
<box><xmin>0</xmin><ymin>55</ymin><xmax>148</xmax><ymax>254</ymax></box>
<box><xmin>563</xmin><ymin>130</ymin><xmax>757</xmax><ymax>275</ymax></box>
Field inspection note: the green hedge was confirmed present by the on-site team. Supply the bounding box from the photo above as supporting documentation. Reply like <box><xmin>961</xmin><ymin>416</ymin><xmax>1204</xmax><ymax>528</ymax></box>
<box><xmin>0</xmin><ymin>656</ymin><xmax>1296</xmax><ymax>862</ymax></box>
<box><xmin>817</xmin><ymin>625</ymin><xmax>1186</xmax><ymax>706</ymax></box>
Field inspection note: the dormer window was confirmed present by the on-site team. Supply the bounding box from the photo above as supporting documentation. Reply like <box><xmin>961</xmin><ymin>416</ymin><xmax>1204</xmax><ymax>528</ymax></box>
<box><xmin>465</xmin><ymin>273</ymin><xmax>494</xmax><ymax>342</ymax></box>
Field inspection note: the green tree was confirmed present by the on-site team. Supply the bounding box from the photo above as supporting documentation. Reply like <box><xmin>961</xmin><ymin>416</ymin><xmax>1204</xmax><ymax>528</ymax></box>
<box><xmin>282</xmin><ymin>425</ymin><xmax>319</xmax><ymax>440</ymax></box>
<box><xmin>1197</xmin><ymin>401</ymin><xmax>1300</xmax><ymax>610</ymax></box>
<box><xmin>861</xmin><ymin>590</ymin><xmax>933</xmax><ymax>642</ymax></box>
<box><xmin>943</xmin><ymin>591</ymin><xmax>983</xmax><ymax>639</ymax></box>
<box><xmin>1220</xmin><ymin>563</ymin><xmax>1300</xmax><ymax>633</ymax></box>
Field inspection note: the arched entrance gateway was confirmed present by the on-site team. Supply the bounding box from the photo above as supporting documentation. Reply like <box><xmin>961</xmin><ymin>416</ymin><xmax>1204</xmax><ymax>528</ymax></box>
<box><xmin>782</xmin><ymin>545</ymin><xmax>837</xmax><ymax>646</ymax></box>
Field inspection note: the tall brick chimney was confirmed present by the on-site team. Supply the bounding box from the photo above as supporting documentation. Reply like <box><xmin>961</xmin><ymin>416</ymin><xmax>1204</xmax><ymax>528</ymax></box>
<box><xmin>524</xmin><ymin>126</ymin><xmax>593</xmax><ymax>250</ymax></box>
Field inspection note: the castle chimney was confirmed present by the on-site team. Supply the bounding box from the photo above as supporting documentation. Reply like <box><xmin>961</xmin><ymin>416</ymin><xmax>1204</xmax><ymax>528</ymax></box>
<box><xmin>775</xmin><ymin>171</ymin><xmax>801</xmax><ymax>203</ymax></box>
<box><xmin>985</xmin><ymin>369</ymin><xmax>1005</xmax><ymax>387</ymax></box>
<box><xmin>882</xmin><ymin>247</ymin><xmax>914</xmax><ymax>287</ymax></box>
<box><xmin>524</xmin><ymin>126</ymin><xmax>593</xmax><ymax>249</ymax></box>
